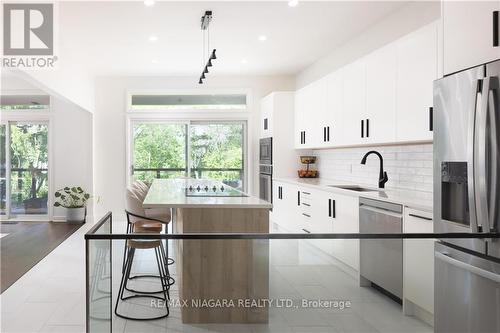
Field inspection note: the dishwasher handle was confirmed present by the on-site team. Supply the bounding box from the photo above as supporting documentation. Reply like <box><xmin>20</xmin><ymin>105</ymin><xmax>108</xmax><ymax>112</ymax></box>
<box><xmin>359</xmin><ymin>204</ymin><xmax>403</xmax><ymax>219</ymax></box>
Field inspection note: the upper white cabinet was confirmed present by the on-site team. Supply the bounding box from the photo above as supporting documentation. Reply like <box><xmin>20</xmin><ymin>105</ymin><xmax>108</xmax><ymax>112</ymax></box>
<box><xmin>342</xmin><ymin>59</ymin><xmax>366</xmax><ymax>145</ymax></box>
<box><xmin>260</xmin><ymin>94</ymin><xmax>273</xmax><ymax>138</ymax></box>
<box><xmin>325</xmin><ymin>70</ymin><xmax>343</xmax><ymax>146</ymax></box>
<box><xmin>365</xmin><ymin>44</ymin><xmax>397</xmax><ymax>144</ymax></box>
<box><xmin>294</xmin><ymin>20</ymin><xmax>439</xmax><ymax>149</ymax></box>
<box><xmin>443</xmin><ymin>1</ymin><xmax>500</xmax><ymax>75</ymax></box>
<box><xmin>396</xmin><ymin>23</ymin><xmax>437</xmax><ymax>142</ymax></box>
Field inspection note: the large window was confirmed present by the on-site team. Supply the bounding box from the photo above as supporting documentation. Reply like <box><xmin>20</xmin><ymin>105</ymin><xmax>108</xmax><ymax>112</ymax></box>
<box><xmin>131</xmin><ymin>121</ymin><xmax>246</xmax><ymax>191</ymax></box>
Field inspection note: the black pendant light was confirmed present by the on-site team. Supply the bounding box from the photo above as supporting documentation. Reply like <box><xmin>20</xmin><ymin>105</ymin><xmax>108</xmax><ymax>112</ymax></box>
<box><xmin>199</xmin><ymin>11</ymin><xmax>217</xmax><ymax>84</ymax></box>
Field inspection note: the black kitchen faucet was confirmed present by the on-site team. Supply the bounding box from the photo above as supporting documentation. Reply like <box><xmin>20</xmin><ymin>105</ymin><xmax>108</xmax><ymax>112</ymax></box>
<box><xmin>360</xmin><ymin>151</ymin><xmax>388</xmax><ymax>189</ymax></box>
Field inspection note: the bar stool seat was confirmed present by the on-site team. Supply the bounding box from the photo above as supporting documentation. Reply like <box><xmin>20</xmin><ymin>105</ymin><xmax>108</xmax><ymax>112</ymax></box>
<box><xmin>128</xmin><ymin>239</ymin><xmax>162</xmax><ymax>249</ymax></box>
<box><xmin>134</xmin><ymin>220</ymin><xmax>163</xmax><ymax>233</ymax></box>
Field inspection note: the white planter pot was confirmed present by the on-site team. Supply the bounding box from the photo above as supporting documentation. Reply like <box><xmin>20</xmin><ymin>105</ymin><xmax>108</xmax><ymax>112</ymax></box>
<box><xmin>66</xmin><ymin>207</ymin><xmax>86</xmax><ymax>222</ymax></box>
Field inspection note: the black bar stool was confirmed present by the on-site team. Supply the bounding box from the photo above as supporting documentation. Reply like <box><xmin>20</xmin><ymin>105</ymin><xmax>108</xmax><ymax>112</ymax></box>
<box><xmin>122</xmin><ymin>210</ymin><xmax>175</xmax><ymax>291</ymax></box>
<box><xmin>115</xmin><ymin>231</ymin><xmax>170</xmax><ymax>320</ymax></box>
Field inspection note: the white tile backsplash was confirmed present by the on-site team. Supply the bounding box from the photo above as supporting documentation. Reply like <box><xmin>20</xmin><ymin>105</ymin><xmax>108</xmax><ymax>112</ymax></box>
<box><xmin>312</xmin><ymin>143</ymin><xmax>433</xmax><ymax>193</ymax></box>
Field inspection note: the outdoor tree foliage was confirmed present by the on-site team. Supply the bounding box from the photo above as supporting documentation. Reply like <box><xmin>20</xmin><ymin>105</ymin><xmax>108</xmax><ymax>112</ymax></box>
<box><xmin>8</xmin><ymin>124</ymin><xmax>48</xmax><ymax>213</ymax></box>
<box><xmin>133</xmin><ymin>123</ymin><xmax>243</xmax><ymax>188</ymax></box>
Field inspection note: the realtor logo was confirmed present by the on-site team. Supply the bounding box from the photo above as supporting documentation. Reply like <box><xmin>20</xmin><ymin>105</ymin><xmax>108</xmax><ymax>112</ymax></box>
<box><xmin>3</xmin><ymin>3</ymin><xmax>54</xmax><ymax>56</ymax></box>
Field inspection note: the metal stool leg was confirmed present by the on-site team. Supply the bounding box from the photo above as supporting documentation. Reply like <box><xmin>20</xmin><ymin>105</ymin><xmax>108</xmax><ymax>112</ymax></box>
<box><xmin>115</xmin><ymin>246</ymin><xmax>169</xmax><ymax>321</ymax></box>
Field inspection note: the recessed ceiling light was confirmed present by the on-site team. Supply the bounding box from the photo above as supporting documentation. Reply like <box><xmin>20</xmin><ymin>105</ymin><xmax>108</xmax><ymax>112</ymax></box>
<box><xmin>288</xmin><ymin>0</ymin><xmax>299</xmax><ymax>7</ymax></box>
<box><xmin>258</xmin><ymin>35</ymin><xmax>267</xmax><ymax>42</ymax></box>
<box><xmin>144</xmin><ymin>0</ymin><xmax>155</xmax><ymax>7</ymax></box>
<box><xmin>241</xmin><ymin>59</ymin><xmax>248</xmax><ymax>64</ymax></box>
<box><xmin>151</xmin><ymin>59</ymin><xmax>159</xmax><ymax>64</ymax></box>
<box><xmin>148</xmin><ymin>35</ymin><xmax>158</xmax><ymax>42</ymax></box>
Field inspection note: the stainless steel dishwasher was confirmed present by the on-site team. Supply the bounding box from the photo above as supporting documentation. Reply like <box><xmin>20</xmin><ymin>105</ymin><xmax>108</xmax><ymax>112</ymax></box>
<box><xmin>359</xmin><ymin>197</ymin><xmax>403</xmax><ymax>300</ymax></box>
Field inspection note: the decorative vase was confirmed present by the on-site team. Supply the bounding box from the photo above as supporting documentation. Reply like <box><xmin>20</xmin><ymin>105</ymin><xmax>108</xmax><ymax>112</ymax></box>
<box><xmin>66</xmin><ymin>207</ymin><xmax>86</xmax><ymax>222</ymax></box>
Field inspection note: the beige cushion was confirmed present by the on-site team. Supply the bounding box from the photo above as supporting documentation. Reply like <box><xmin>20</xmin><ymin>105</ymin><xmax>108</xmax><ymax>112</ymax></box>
<box><xmin>125</xmin><ymin>187</ymin><xmax>146</xmax><ymax>222</ymax></box>
<box><xmin>126</xmin><ymin>185</ymin><xmax>171</xmax><ymax>224</ymax></box>
<box><xmin>145</xmin><ymin>208</ymin><xmax>171</xmax><ymax>224</ymax></box>
<box><xmin>131</xmin><ymin>182</ymin><xmax>148</xmax><ymax>201</ymax></box>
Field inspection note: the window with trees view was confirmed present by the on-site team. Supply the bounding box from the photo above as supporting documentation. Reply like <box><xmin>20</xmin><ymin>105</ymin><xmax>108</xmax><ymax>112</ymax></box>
<box><xmin>132</xmin><ymin>122</ymin><xmax>245</xmax><ymax>191</ymax></box>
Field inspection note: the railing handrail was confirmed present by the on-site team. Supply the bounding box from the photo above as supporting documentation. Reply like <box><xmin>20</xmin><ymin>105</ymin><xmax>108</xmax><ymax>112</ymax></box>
<box><xmin>85</xmin><ymin>212</ymin><xmax>500</xmax><ymax>240</ymax></box>
<box><xmin>132</xmin><ymin>167</ymin><xmax>243</xmax><ymax>172</ymax></box>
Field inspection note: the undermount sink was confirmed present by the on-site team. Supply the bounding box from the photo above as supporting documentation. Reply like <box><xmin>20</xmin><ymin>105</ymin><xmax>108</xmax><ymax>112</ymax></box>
<box><xmin>328</xmin><ymin>185</ymin><xmax>380</xmax><ymax>192</ymax></box>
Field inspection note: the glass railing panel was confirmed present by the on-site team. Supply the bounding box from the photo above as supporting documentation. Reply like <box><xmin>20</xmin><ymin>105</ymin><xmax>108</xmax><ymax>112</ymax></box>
<box><xmin>86</xmin><ymin>214</ymin><xmax>498</xmax><ymax>333</ymax></box>
<box><xmin>86</xmin><ymin>213</ymin><xmax>112</xmax><ymax>333</ymax></box>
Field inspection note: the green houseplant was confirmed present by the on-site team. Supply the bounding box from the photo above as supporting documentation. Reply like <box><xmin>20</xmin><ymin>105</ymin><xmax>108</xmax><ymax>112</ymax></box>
<box><xmin>54</xmin><ymin>186</ymin><xmax>90</xmax><ymax>222</ymax></box>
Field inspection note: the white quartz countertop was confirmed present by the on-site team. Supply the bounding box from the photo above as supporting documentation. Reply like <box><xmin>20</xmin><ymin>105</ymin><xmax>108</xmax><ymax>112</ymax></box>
<box><xmin>143</xmin><ymin>179</ymin><xmax>272</xmax><ymax>209</ymax></box>
<box><xmin>274</xmin><ymin>177</ymin><xmax>433</xmax><ymax>212</ymax></box>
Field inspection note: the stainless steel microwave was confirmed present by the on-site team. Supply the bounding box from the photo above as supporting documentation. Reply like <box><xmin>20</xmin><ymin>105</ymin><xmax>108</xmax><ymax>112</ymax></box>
<box><xmin>259</xmin><ymin>137</ymin><xmax>272</xmax><ymax>165</ymax></box>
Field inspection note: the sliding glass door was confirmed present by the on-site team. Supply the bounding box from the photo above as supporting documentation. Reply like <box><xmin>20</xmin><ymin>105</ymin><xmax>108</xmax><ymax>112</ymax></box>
<box><xmin>1</xmin><ymin>122</ymin><xmax>49</xmax><ymax>218</ymax></box>
<box><xmin>130</xmin><ymin>121</ymin><xmax>246</xmax><ymax>190</ymax></box>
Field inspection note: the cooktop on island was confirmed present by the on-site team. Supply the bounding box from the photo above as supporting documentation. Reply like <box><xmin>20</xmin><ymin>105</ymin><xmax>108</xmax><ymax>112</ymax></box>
<box><xmin>185</xmin><ymin>182</ymin><xmax>247</xmax><ymax>197</ymax></box>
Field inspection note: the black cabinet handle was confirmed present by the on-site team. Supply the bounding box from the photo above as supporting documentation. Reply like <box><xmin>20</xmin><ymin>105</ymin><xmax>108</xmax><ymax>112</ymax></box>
<box><xmin>302</xmin><ymin>202</ymin><xmax>310</xmax><ymax>207</ymax></box>
<box><xmin>264</xmin><ymin>118</ymin><xmax>268</xmax><ymax>130</ymax></box>
<box><xmin>302</xmin><ymin>213</ymin><xmax>311</xmax><ymax>218</ymax></box>
<box><xmin>302</xmin><ymin>228</ymin><xmax>311</xmax><ymax>233</ymax></box>
<box><xmin>323</xmin><ymin>127</ymin><xmax>326</xmax><ymax>142</ymax></box>
<box><xmin>361</xmin><ymin>120</ymin><xmax>364</xmax><ymax>138</ymax></box>
<box><xmin>494</xmin><ymin>11</ymin><xmax>499</xmax><ymax>47</ymax></box>
<box><xmin>327</xmin><ymin>126</ymin><xmax>330</xmax><ymax>141</ymax></box>
<box><xmin>429</xmin><ymin>107</ymin><xmax>433</xmax><ymax>131</ymax></box>
<box><xmin>303</xmin><ymin>131</ymin><xmax>306</xmax><ymax>144</ymax></box>
<box><xmin>297</xmin><ymin>191</ymin><xmax>300</xmax><ymax>206</ymax></box>
<box><xmin>332</xmin><ymin>199</ymin><xmax>336</xmax><ymax>218</ymax></box>
<box><xmin>366</xmin><ymin>119</ymin><xmax>370</xmax><ymax>138</ymax></box>
<box><xmin>328</xmin><ymin>199</ymin><xmax>332</xmax><ymax>217</ymax></box>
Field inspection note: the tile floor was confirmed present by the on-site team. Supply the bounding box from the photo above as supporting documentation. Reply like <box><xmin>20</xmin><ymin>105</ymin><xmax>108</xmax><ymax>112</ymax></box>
<box><xmin>1</xmin><ymin>220</ymin><xmax>433</xmax><ymax>333</ymax></box>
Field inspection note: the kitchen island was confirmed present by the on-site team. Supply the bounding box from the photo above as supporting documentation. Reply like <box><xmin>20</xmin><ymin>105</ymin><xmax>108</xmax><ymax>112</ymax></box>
<box><xmin>143</xmin><ymin>179</ymin><xmax>272</xmax><ymax>324</ymax></box>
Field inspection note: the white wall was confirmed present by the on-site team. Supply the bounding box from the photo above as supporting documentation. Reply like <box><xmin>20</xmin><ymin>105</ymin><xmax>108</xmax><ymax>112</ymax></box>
<box><xmin>51</xmin><ymin>97</ymin><xmax>93</xmax><ymax>220</ymax></box>
<box><xmin>93</xmin><ymin>75</ymin><xmax>295</xmax><ymax>220</ymax></box>
<box><xmin>296</xmin><ymin>1</ymin><xmax>441</xmax><ymax>88</ymax></box>
<box><xmin>1</xmin><ymin>73</ymin><xmax>93</xmax><ymax>221</ymax></box>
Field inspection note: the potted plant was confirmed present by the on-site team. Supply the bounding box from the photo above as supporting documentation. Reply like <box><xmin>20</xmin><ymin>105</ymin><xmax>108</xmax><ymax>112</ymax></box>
<box><xmin>54</xmin><ymin>186</ymin><xmax>90</xmax><ymax>222</ymax></box>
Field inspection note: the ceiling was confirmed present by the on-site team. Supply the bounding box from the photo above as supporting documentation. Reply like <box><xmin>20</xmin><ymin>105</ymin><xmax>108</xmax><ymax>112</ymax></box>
<box><xmin>55</xmin><ymin>1</ymin><xmax>409</xmax><ymax>77</ymax></box>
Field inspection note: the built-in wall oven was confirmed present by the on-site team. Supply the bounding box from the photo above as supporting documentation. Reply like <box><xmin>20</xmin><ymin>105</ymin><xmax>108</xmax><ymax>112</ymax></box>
<box><xmin>259</xmin><ymin>137</ymin><xmax>273</xmax><ymax>203</ymax></box>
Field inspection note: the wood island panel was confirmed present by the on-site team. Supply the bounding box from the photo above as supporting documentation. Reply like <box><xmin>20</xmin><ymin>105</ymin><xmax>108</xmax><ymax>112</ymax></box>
<box><xmin>175</xmin><ymin>207</ymin><xmax>269</xmax><ymax>324</ymax></box>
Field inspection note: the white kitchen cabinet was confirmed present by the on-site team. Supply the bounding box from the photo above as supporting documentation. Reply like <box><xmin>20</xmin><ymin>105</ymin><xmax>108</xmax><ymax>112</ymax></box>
<box><xmin>294</xmin><ymin>79</ymin><xmax>327</xmax><ymax>149</ymax></box>
<box><xmin>325</xmin><ymin>70</ymin><xmax>343</xmax><ymax>146</ymax></box>
<box><xmin>260</xmin><ymin>94</ymin><xmax>273</xmax><ymax>138</ymax></box>
<box><xmin>294</xmin><ymin>85</ymin><xmax>309</xmax><ymax>148</ymax></box>
<box><xmin>443</xmin><ymin>1</ymin><xmax>500</xmax><ymax>75</ymax></box>
<box><xmin>331</xmin><ymin>193</ymin><xmax>359</xmax><ymax>270</ymax></box>
<box><xmin>271</xmin><ymin>181</ymin><xmax>301</xmax><ymax>232</ymax></box>
<box><xmin>342</xmin><ymin>59</ymin><xmax>366</xmax><ymax>145</ymax></box>
<box><xmin>308</xmin><ymin>77</ymin><xmax>328</xmax><ymax>148</ymax></box>
<box><xmin>403</xmin><ymin>208</ymin><xmax>434</xmax><ymax>323</ymax></box>
<box><xmin>299</xmin><ymin>188</ymin><xmax>359</xmax><ymax>270</ymax></box>
<box><xmin>365</xmin><ymin>43</ymin><xmax>397</xmax><ymax>144</ymax></box>
<box><xmin>396</xmin><ymin>22</ymin><xmax>437</xmax><ymax>142</ymax></box>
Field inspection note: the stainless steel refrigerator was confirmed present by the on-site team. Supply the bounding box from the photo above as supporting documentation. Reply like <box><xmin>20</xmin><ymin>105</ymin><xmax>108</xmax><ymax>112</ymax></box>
<box><xmin>433</xmin><ymin>59</ymin><xmax>500</xmax><ymax>332</ymax></box>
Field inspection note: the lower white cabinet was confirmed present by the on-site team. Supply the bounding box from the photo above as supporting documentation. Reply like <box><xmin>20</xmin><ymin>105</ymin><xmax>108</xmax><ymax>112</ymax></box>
<box><xmin>403</xmin><ymin>208</ymin><xmax>434</xmax><ymax>323</ymax></box>
<box><xmin>272</xmin><ymin>181</ymin><xmax>359</xmax><ymax>270</ymax></box>
<box><xmin>272</xmin><ymin>181</ymin><xmax>300</xmax><ymax>232</ymax></box>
